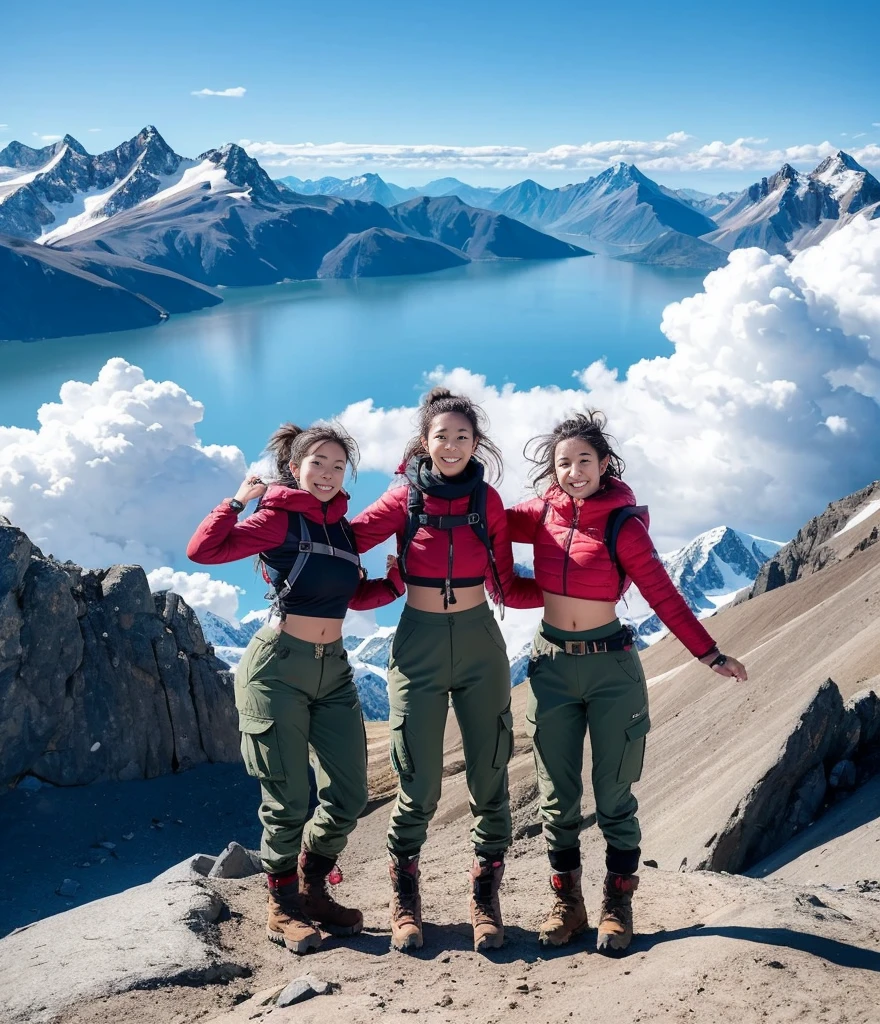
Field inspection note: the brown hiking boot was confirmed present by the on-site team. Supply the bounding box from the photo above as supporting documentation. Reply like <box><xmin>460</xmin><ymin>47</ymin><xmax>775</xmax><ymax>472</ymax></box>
<box><xmin>389</xmin><ymin>855</ymin><xmax>423</xmax><ymax>951</ymax></box>
<box><xmin>597</xmin><ymin>871</ymin><xmax>639</xmax><ymax>955</ymax></box>
<box><xmin>266</xmin><ymin>873</ymin><xmax>321</xmax><ymax>954</ymax></box>
<box><xmin>538</xmin><ymin>867</ymin><xmax>588</xmax><ymax>947</ymax></box>
<box><xmin>469</xmin><ymin>856</ymin><xmax>505</xmax><ymax>951</ymax></box>
<box><xmin>298</xmin><ymin>851</ymin><xmax>363</xmax><ymax>937</ymax></box>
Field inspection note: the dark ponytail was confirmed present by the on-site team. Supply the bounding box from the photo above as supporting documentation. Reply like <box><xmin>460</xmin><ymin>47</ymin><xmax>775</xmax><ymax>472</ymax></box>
<box><xmin>402</xmin><ymin>387</ymin><xmax>504</xmax><ymax>483</ymax></box>
<box><xmin>266</xmin><ymin>422</ymin><xmax>359</xmax><ymax>487</ymax></box>
<box><xmin>526</xmin><ymin>410</ymin><xmax>625</xmax><ymax>492</ymax></box>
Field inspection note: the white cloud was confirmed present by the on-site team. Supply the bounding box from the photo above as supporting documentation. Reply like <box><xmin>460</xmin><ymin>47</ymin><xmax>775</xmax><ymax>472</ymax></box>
<box><xmin>192</xmin><ymin>87</ymin><xmax>246</xmax><ymax>98</ymax></box>
<box><xmin>32</xmin><ymin>133</ymin><xmax>62</xmax><ymax>143</ymax></box>
<box><xmin>147</xmin><ymin>567</ymin><xmax>242</xmax><ymax>621</ymax></box>
<box><xmin>242</xmin><ymin>134</ymin><xmax>880</xmax><ymax>175</ymax></box>
<box><xmin>0</xmin><ymin>357</ymin><xmax>247</xmax><ymax>570</ymax></box>
<box><xmin>88</xmin><ymin>128</ymin><xmax>102</xmax><ymax>133</ymax></box>
<box><xmin>336</xmin><ymin>219</ymin><xmax>880</xmax><ymax>554</ymax></box>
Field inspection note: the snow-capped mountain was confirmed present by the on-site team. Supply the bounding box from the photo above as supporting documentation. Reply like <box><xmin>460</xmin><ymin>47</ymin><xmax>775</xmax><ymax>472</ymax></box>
<box><xmin>0</xmin><ymin>127</ymin><xmax>191</xmax><ymax>242</ymax></box>
<box><xmin>669</xmin><ymin>187</ymin><xmax>741</xmax><ymax>218</ymax></box>
<box><xmin>619</xmin><ymin>527</ymin><xmax>782</xmax><ymax>645</ymax></box>
<box><xmin>703</xmin><ymin>151</ymin><xmax>880</xmax><ymax>255</ymax></box>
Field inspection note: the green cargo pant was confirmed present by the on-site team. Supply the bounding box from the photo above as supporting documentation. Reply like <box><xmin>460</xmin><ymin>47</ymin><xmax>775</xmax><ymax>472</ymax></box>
<box><xmin>386</xmin><ymin>603</ymin><xmax>513</xmax><ymax>858</ymax></box>
<box><xmin>234</xmin><ymin>625</ymin><xmax>368</xmax><ymax>874</ymax></box>
<box><xmin>526</xmin><ymin>619</ymin><xmax>650</xmax><ymax>855</ymax></box>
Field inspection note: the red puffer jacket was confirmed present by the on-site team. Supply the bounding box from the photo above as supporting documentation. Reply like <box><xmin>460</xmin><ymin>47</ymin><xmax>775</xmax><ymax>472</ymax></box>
<box><xmin>506</xmin><ymin>478</ymin><xmax>716</xmax><ymax>658</ymax></box>
<box><xmin>186</xmin><ymin>485</ymin><xmax>403</xmax><ymax>613</ymax></box>
<box><xmin>351</xmin><ymin>482</ymin><xmax>532</xmax><ymax>605</ymax></box>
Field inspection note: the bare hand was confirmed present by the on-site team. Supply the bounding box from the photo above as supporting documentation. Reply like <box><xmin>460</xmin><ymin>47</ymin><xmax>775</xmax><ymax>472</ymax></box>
<box><xmin>711</xmin><ymin>655</ymin><xmax>748</xmax><ymax>682</ymax></box>
<box><xmin>234</xmin><ymin>475</ymin><xmax>267</xmax><ymax>504</ymax></box>
<box><xmin>386</xmin><ymin>554</ymin><xmax>399</xmax><ymax>573</ymax></box>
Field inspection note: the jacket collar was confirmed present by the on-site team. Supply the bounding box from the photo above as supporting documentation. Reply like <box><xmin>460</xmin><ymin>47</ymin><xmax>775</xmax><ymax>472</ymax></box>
<box><xmin>543</xmin><ymin>477</ymin><xmax>636</xmax><ymax>516</ymax></box>
<box><xmin>259</xmin><ymin>484</ymin><xmax>349</xmax><ymax>523</ymax></box>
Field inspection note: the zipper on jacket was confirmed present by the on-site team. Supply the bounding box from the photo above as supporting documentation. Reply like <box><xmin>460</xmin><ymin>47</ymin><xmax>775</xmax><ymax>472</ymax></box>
<box><xmin>444</xmin><ymin>498</ymin><xmax>456</xmax><ymax>607</ymax></box>
<box><xmin>561</xmin><ymin>497</ymin><xmax>580</xmax><ymax>595</ymax></box>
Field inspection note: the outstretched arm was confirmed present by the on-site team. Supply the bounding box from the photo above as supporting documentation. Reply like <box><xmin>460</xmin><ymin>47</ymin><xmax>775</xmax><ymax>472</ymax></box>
<box><xmin>349</xmin><ymin>555</ymin><xmax>405</xmax><ymax>610</ymax></box>
<box><xmin>487</xmin><ymin>490</ymin><xmax>544</xmax><ymax>608</ymax></box>
<box><xmin>617</xmin><ymin>518</ymin><xmax>747</xmax><ymax>679</ymax></box>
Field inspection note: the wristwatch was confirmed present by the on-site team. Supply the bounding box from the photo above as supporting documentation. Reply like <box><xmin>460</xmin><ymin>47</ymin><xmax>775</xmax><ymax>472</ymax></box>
<box><xmin>709</xmin><ymin>653</ymin><xmax>728</xmax><ymax>669</ymax></box>
<box><xmin>226</xmin><ymin>498</ymin><xmax>245</xmax><ymax>514</ymax></box>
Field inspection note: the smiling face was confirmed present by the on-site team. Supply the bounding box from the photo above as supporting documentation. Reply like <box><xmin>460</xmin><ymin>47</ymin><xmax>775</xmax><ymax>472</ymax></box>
<box><xmin>554</xmin><ymin>436</ymin><xmax>610</xmax><ymax>499</ymax></box>
<box><xmin>291</xmin><ymin>440</ymin><xmax>348</xmax><ymax>501</ymax></box>
<box><xmin>422</xmin><ymin>412</ymin><xmax>478</xmax><ymax>479</ymax></box>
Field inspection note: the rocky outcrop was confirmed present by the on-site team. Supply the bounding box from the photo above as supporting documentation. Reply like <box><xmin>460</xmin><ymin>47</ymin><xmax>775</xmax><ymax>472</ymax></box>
<box><xmin>750</xmin><ymin>480</ymin><xmax>880</xmax><ymax>597</ymax></box>
<box><xmin>0</xmin><ymin>518</ymin><xmax>239</xmax><ymax>788</ymax></box>
<box><xmin>699</xmin><ymin>679</ymin><xmax>879</xmax><ymax>873</ymax></box>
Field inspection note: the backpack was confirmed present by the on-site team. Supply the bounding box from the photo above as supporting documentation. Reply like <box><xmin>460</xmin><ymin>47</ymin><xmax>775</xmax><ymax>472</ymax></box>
<box><xmin>399</xmin><ymin>483</ymin><xmax>503</xmax><ymax>606</ymax></box>
<box><xmin>262</xmin><ymin>512</ymin><xmax>364</xmax><ymax>606</ymax></box>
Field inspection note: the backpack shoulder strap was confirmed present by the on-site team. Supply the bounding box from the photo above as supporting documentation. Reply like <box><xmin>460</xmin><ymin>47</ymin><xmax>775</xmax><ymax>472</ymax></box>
<box><xmin>470</xmin><ymin>483</ymin><xmax>504</xmax><ymax>606</ymax></box>
<box><xmin>604</xmin><ymin>505</ymin><xmax>649</xmax><ymax>584</ymax></box>
<box><xmin>399</xmin><ymin>486</ymin><xmax>425</xmax><ymax>577</ymax></box>
<box><xmin>276</xmin><ymin>513</ymin><xmax>312</xmax><ymax>598</ymax></box>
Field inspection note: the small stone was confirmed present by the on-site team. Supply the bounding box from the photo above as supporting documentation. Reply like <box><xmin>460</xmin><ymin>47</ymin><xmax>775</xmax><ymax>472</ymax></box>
<box><xmin>122</xmin><ymin>832</ymin><xmax>134</xmax><ymax>841</ymax></box>
<box><xmin>90</xmin><ymin>742</ymin><xmax>101</xmax><ymax>752</ymax></box>
<box><xmin>515</xmin><ymin>983</ymin><xmax>529</xmax><ymax>993</ymax></box>
<box><xmin>56</xmin><ymin>879</ymin><xmax>80</xmax><ymax>897</ymax></box>
<box><xmin>437</xmin><ymin>995</ymin><xmax>453</xmax><ymax>1007</ymax></box>
<box><xmin>643</xmin><ymin>859</ymin><xmax>659</xmax><ymax>868</ymax></box>
<box><xmin>209</xmin><ymin>841</ymin><xmax>260</xmax><ymax>879</ymax></box>
<box><xmin>276</xmin><ymin>974</ymin><xmax>331</xmax><ymax>1008</ymax></box>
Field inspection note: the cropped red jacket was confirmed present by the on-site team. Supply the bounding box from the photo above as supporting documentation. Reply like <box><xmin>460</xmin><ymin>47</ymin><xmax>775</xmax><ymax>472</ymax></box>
<box><xmin>186</xmin><ymin>485</ymin><xmax>403</xmax><ymax>613</ymax></box>
<box><xmin>350</xmin><ymin>482</ymin><xmax>532</xmax><ymax>605</ymax></box>
<box><xmin>506</xmin><ymin>479</ymin><xmax>716</xmax><ymax>658</ymax></box>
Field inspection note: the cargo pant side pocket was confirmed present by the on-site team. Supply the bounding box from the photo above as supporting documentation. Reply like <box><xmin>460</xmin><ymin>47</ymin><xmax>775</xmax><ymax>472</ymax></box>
<box><xmin>617</xmin><ymin>715</ymin><xmax>650</xmax><ymax>784</ymax></box>
<box><xmin>492</xmin><ymin>704</ymin><xmax>514</xmax><ymax>768</ymax></box>
<box><xmin>389</xmin><ymin>710</ymin><xmax>414</xmax><ymax>779</ymax></box>
<box><xmin>239</xmin><ymin>712</ymin><xmax>286</xmax><ymax>782</ymax></box>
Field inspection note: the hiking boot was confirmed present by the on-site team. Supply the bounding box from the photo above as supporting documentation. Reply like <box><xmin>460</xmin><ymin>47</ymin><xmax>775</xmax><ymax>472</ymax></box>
<box><xmin>298</xmin><ymin>851</ymin><xmax>363</xmax><ymax>937</ymax></box>
<box><xmin>596</xmin><ymin>871</ymin><xmax>639</xmax><ymax>955</ymax></box>
<box><xmin>389</xmin><ymin>855</ymin><xmax>423</xmax><ymax>951</ymax></box>
<box><xmin>266</xmin><ymin>873</ymin><xmax>321</xmax><ymax>954</ymax></box>
<box><xmin>469</xmin><ymin>855</ymin><xmax>505</xmax><ymax>951</ymax></box>
<box><xmin>538</xmin><ymin>867</ymin><xmax>588</xmax><ymax>947</ymax></box>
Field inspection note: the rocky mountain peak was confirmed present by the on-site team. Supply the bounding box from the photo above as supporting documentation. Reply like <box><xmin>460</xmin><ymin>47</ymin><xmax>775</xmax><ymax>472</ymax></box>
<box><xmin>199</xmin><ymin>143</ymin><xmax>281</xmax><ymax>202</ymax></box>
<box><xmin>60</xmin><ymin>134</ymin><xmax>89</xmax><ymax>156</ymax></box>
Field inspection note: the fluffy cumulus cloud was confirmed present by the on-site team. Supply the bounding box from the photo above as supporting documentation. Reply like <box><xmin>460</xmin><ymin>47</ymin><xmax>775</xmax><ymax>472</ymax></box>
<box><xmin>243</xmin><ymin>134</ymin><xmax>880</xmax><ymax>175</ymax></box>
<box><xmin>337</xmin><ymin>218</ymin><xmax>880</xmax><ymax>556</ymax></box>
<box><xmin>146</xmin><ymin>567</ymin><xmax>242</xmax><ymax>622</ymax></box>
<box><xmin>0</xmin><ymin>358</ymin><xmax>246</xmax><ymax>572</ymax></box>
<box><xmin>192</xmin><ymin>86</ymin><xmax>246</xmax><ymax>98</ymax></box>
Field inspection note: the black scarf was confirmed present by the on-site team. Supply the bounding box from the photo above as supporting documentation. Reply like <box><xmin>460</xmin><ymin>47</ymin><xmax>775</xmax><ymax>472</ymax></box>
<box><xmin>404</xmin><ymin>455</ymin><xmax>484</xmax><ymax>499</ymax></box>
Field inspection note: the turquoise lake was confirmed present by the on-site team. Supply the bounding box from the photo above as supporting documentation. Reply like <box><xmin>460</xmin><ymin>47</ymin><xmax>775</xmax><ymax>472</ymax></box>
<box><xmin>0</xmin><ymin>255</ymin><xmax>707</xmax><ymax>617</ymax></box>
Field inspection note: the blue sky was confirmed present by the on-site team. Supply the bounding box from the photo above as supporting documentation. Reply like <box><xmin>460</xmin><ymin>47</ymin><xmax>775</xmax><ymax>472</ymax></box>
<box><xmin>2</xmin><ymin>0</ymin><xmax>879</xmax><ymax>191</ymax></box>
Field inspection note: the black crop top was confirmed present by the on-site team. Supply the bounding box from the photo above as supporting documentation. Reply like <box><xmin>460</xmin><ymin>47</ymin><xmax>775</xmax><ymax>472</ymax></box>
<box><xmin>260</xmin><ymin>512</ymin><xmax>363</xmax><ymax>619</ymax></box>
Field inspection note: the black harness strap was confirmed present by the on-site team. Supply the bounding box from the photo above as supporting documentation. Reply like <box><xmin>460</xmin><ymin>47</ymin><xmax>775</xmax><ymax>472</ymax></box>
<box><xmin>399</xmin><ymin>483</ymin><xmax>503</xmax><ymax>610</ymax></box>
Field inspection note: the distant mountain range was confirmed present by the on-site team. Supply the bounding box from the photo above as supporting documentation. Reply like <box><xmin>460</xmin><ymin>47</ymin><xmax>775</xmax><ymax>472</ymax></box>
<box><xmin>0</xmin><ymin>128</ymin><xmax>586</xmax><ymax>341</ymax></box>
<box><xmin>277</xmin><ymin>173</ymin><xmax>501</xmax><ymax>210</ymax></box>
<box><xmin>276</xmin><ymin>152</ymin><xmax>880</xmax><ymax>270</ymax></box>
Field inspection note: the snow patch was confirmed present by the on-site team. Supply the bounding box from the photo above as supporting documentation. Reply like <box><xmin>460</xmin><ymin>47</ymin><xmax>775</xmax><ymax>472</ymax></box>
<box><xmin>833</xmin><ymin>498</ymin><xmax>880</xmax><ymax>537</ymax></box>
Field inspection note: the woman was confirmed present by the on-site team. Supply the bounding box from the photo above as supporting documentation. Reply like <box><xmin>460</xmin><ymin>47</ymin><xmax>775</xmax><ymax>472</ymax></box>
<box><xmin>507</xmin><ymin>412</ymin><xmax>747</xmax><ymax>955</ymax></box>
<box><xmin>351</xmin><ymin>387</ymin><xmax>529</xmax><ymax>952</ymax></box>
<box><xmin>187</xmin><ymin>422</ymin><xmax>403</xmax><ymax>954</ymax></box>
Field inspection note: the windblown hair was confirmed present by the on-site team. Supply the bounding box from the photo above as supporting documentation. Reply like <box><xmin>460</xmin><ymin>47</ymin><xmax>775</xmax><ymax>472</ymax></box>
<box><xmin>526</xmin><ymin>410</ymin><xmax>625</xmax><ymax>492</ymax></box>
<box><xmin>403</xmin><ymin>387</ymin><xmax>503</xmax><ymax>482</ymax></box>
<box><xmin>266</xmin><ymin>422</ymin><xmax>359</xmax><ymax>487</ymax></box>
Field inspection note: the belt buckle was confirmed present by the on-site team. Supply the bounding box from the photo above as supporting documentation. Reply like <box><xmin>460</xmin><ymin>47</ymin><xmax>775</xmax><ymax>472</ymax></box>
<box><xmin>314</xmin><ymin>643</ymin><xmax>325</xmax><ymax>660</ymax></box>
<box><xmin>565</xmin><ymin>640</ymin><xmax>586</xmax><ymax>656</ymax></box>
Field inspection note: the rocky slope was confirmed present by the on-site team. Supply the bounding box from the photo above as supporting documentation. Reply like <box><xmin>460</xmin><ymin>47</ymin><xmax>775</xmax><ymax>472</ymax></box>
<box><xmin>0</xmin><ymin>518</ymin><xmax>239</xmax><ymax>788</ymax></box>
<box><xmin>748</xmin><ymin>479</ymin><xmax>880</xmax><ymax>597</ymax></box>
<box><xmin>0</xmin><ymin>234</ymin><xmax>221</xmax><ymax>340</ymax></box>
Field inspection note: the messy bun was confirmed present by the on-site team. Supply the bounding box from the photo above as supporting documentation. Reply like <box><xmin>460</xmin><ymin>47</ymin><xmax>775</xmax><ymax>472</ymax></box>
<box><xmin>526</xmin><ymin>410</ymin><xmax>625</xmax><ymax>492</ymax></box>
<box><xmin>266</xmin><ymin>422</ymin><xmax>359</xmax><ymax>487</ymax></box>
<box><xmin>402</xmin><ymin>387</ymin><xmax>503</xmax><ymax>482</ymax></box>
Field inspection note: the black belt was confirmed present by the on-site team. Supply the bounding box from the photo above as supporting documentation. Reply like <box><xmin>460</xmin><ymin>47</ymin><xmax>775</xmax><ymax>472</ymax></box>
<box><xmin>541</xmin><ymin>625</ymin><xmax>635</xmax><ymax>655</ymax></box>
